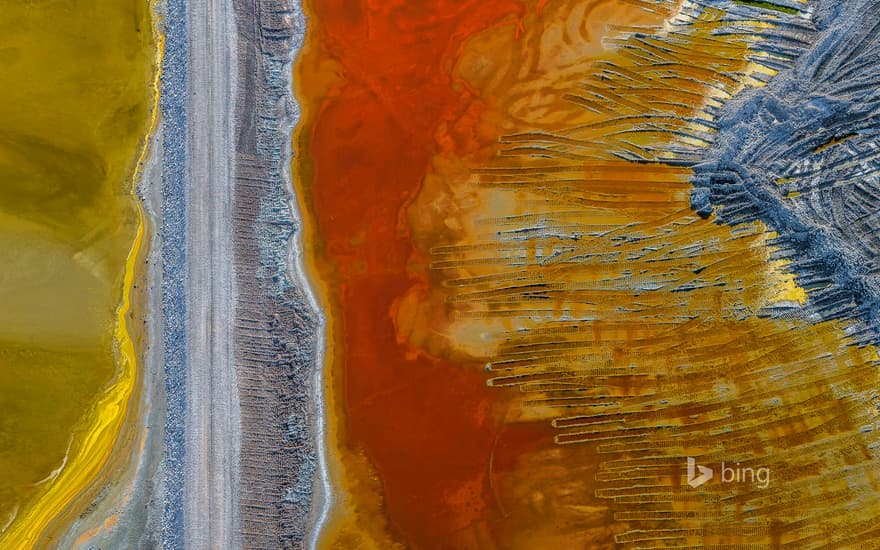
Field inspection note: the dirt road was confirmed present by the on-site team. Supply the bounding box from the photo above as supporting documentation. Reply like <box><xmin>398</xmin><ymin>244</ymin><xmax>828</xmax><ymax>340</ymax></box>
<box><xmin>185</xmin><ymin>0</ymin><xmax>241</xmax><ymax>547</ymax></box>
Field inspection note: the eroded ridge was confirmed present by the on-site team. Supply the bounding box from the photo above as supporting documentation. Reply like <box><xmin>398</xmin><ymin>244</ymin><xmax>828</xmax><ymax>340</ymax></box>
<box><xmin>414</xmin><ymin>2</ymin><xmax>880</xmax><ymax>547</ymax></box>
<box><xmin>232</xmin><ymin>0</ymin><xmax>318</xmax><ymax>548</ymax></box>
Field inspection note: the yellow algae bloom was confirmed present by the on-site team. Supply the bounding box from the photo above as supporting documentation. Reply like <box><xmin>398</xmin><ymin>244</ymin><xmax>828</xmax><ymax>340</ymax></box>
<box><xmin>0</xmin><ymin>0</ymin><xmax>158</xmax><ymax>545</ymax></box>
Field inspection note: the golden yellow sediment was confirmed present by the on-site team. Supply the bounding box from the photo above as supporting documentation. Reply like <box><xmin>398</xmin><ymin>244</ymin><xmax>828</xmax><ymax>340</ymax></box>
<box><xmin>1</xmin><ymin>214</ymin><xmax>144</xmax><ymax>549</ymax></box>
<box><xmin>0</xmin><ymin>2</ymin><xmax>162</xmax><ymax>546</ymax></box>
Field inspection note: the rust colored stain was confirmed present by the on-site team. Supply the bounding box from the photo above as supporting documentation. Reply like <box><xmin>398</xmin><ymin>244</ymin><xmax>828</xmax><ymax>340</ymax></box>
<box><xmin>296</xmin><ymin>1</ymin><xmax>880</xmax><ymax>548</ymax></box>
<box><xmin>297</xmin><ymin>0</ymin><xmax>530</xmax><ymax>545</ymax></box>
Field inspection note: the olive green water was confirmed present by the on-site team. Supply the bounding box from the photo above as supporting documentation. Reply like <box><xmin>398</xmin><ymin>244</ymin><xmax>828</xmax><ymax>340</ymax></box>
<box><xmin>0</xmin><ymin>0</ymin><xmax>154</xmax><ymax>531</ymax></box>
